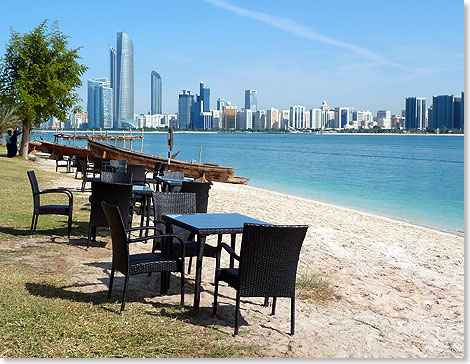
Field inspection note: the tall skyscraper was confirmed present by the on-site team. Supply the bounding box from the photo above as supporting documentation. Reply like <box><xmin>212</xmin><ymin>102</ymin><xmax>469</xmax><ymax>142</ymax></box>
<box><xmin>200</xmin><ymin>81</ymin><xmax>210</xmax><ymax>112</ymax></box>
<box><xmin>431</xmin><ymin>95</ymin><xmax>454</xmax><ymax>130</ymax></box>
<box><xmin>405</xmin><ymin>97</ymin><xmax>427</xmax><ymax>130</ymax></box>
<box><xmin>178</xmin><ymin>90</ymin><xmax>193</xmax><ymax>129</ymax></box>
<box><xmin>245</xmin><ymin>89</ymin><xmax>257</xmax><ymax>111</ymax></box>
<box><xmin>110</xmin><ymin>32</ymin><xmax>134</xmax><ymax>128</ymax></box>
<box><xmin>151</xmin><ymin>71</ymin><xmax>162</xmax><ymax>114</ymax></box>
<box><xmin>87</xmin><ymin>78</ymin><xmax>113</xmax><ymax>129</ymax></box>
<box><xmin>192</xmin><ymin>95</ymin><xmax>203</xmax><ymax>129</ymax></box>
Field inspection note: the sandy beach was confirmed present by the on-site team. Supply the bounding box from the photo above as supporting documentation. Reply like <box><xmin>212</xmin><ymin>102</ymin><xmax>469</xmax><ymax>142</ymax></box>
<box><xmin>25</xmin><ymin>158</ymin><xmax>464</xmax><ymax>358</ymax></box>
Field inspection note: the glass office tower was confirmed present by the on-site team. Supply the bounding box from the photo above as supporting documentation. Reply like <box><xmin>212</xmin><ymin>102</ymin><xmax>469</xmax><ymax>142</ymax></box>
<box><xmin>87</xmin><ymin>78</ymin><xmax>113</xmax><ymax>129</ymax></box>
<box><xmin>151</xmin><ymin>71</ymin><xmax>162</xmax><ymax>115</ymax></box>
<box><xmin>110</xmin><ymin>32</ymin><xmax>134</xmax><ymax>128</ymax></box>
<box><xmin>245</xmin><ymin>89</ymin><xmax>257</xmax><ymax>111</ymax></box>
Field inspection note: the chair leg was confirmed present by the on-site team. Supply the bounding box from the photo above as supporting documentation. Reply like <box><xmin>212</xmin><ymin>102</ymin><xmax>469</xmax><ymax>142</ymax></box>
<box><xmin>263</xmin><ymin>297</ymin><xmax>269</xmax><ymax>307</ymax></box>
<box><xmin>234</xmin><ymin>291</ymin><xmax>241</xmax><ymax>336</ymax></box>
<box><xmin>108</xmin><ymin>268</ymin><xmax>115</xmax><ymax>298</ymax></box>
<box><xmin>81</xmin><ymin>180</ymin><xmax>85</xmax><ymax>192</ymax></box>
<box><xmin>34</xmin><ymin>215</ymin><xmax>39</xmax><ymax>231</ymax></box>
<box><xmin>120</xmin><ymin>275</ymin><xmax>129</xmax><ymax>314</ymax></box>
<box><xmin>67</xmin><ymin>212</ymin><xmax>72</xmax><ymax>238</ymax></box>
<box><xmin>187</xmin><ymin>256</ymin><xmax>193</xmax><ymax>275</ymax></box>
<box><xmin>92</xmin><ymin>226</ymin><xmax>97</xmax><ymax>241</ymax></box>
<box><xmin>30</xmin><ymin>214</ymin><xmax>36</xmax><ymax>235</ymax></box>
<box><xmin>290</xmin><ymin>296</ymin><xmax>295</xmax><ymax>336</ymax></box>
<box><xmin>271</xmin><ymin>297</ymin><xmax>277</xmax><ymax>315</ymax></box>
<box><xmin>180</xmin><ymin>267</ymin><xmax>185</xmax><ymax>311</ymax></box>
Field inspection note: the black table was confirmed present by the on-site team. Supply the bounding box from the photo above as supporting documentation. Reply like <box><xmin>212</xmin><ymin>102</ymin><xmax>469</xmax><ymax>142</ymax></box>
<box><xmin>155</xmin><ymin>176</ymin><xmax>193</xmax><ymax>192</ymax></box>
<box><xmin>132</xmin><ymin>185</ymin><xmax>153</xmax><ymax>234</ymax></box>
<box><xmin>162</xmin><ymin>212</ymin><xmax>270</xmax><ymax>310</ymax></box>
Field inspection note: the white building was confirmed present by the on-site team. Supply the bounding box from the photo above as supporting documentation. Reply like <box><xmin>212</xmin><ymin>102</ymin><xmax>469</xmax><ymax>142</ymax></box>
<box><xmin>211</xmin><ymin>110</ymin><xmax>221</xmax><ymax>129</ymax></box>
<box><xmin>290</xmin><ymin>105</ymin><xmax>305</xmax><ymax>129</ymax></box>
<box><xmin>310</xmin><ymin>108</ymin><xmax>322</xmax><ymax>130</ymax></box>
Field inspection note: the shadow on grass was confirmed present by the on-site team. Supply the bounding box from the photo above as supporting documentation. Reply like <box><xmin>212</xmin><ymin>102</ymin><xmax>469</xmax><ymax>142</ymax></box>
<box><xmin>0</xmin><ymin>220</ymin><xmax>91</xmax><ymax>238</ymax></box>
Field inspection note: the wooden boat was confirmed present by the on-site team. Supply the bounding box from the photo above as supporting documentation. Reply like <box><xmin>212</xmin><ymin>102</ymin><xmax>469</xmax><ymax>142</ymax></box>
<box><xmin>29</xmin><ymin>140</ymin><xmax>93</xmax><ymax>159</ymax></box>
<box><xmin>88</xmin><ymin>139</ymin><xmax>249</xmax><ymax>184</ymax></box>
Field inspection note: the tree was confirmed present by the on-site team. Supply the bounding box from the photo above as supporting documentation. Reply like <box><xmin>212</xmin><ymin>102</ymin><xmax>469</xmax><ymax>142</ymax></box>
<box><xmin>0</xmin><ymin>20</ymin><xmax>87</xmax><ymax>158</ymax></box>
<box><xmin>0</xmin><ymin>104</ymin><xmax>19</xmax><ymax>143</ymax></box>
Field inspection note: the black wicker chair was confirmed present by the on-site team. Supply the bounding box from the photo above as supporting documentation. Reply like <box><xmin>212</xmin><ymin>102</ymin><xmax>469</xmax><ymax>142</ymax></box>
<box><xmin>101</xmin><ymin>201</ymin><xmax>185</xmax><ymax>314</ymax></box>
<box><xmin>27</xmin><ymin>170</ymin><xmax>74</xmax><ymax>237</ymax></box>
<box><xmin>74</xmin><ymin>155</ymin><xmax>87</xmax><ymax>179</ymax></box>
<box><xmin>127</xmin><ymin>164</ymin><xmax>147</xmax><ymax>186</ymax></box>
<box><xmin>163</xmin><ymin>170</ymin><xmax>184</xmax><ymax>180</ymax></box>
<box><xmin>93</xmin><ymin>157</ymin><xmax>111</xmax><ymax>177</ymax></box>
<box><xmin>100</xmin><ymin>171</ymin><xmax>133</xmax><ymax>184</ymax></box>
<box><xmin>54</xmin><ymin>154</ymin><xmax>68</xmax><ymax>173</ymax></box>
<box><xmin>145</xmin><ymin>162</ymin><xmax>162</xmax><ymax>190</ymax></box>
<box><xmin>87</xmin><ymin>181</ymin><xmax>133</xmax><ymax>249</ymax></box>
<box><xmin>151</xmin><ymin>192</ymin><xmax>217</xmax><ymax>274</ymax></box>
<box><xmin>80</xmin><ymin>159</ymin><xmax>100</xmax><ymax>192</ymax></box>
<box><xmin>180</xmin><ymin>180</ymin><xmax>211</xmax><ymax>213</ymax></box>
<box><xmin>158</xmin><ymin>163</ymin><xmax>168</xmax><ymax>175</ymax></box>
<box><xmin>109</xmin><ymin>159</ymin><xmax>127</xmax><ymax>173</ymax></box>
<box><xmin>213</xmin><ymin>223</ymin><xmax>308</xmax><ymax>336</ymax></box>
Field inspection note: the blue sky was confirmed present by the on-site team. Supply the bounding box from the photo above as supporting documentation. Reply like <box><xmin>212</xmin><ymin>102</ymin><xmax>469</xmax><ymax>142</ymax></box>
<box><xmin>0</xmin><ymin>0</ymin><xmax>464</xmax><ymax>115</ymax></box>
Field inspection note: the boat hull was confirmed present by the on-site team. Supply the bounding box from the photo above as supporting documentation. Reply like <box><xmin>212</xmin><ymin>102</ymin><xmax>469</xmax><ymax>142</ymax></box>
<box><xmin>88</xmin><ymin>139</ymin><xmax>248</xmax><ymax>184</ymax></box>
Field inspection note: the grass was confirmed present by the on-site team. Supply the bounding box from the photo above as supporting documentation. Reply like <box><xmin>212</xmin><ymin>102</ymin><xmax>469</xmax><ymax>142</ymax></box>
<box><xmin>0</xmin><ymin>154</ymin><xmax>263</xmax><ymax>358</ymax></box>
<box><xmin>0</xmin><ymin>153</ymin><xmax>91</xmax><ymax>241</ymax></box>
<box><xmin>296</xmin><ymin>272</ymin><xmax>341</xmax><ymax>303</ymax></box>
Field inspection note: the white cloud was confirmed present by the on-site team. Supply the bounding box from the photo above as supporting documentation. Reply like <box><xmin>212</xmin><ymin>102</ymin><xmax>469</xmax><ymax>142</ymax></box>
<box><xmin>206</xmin><ymin>0</ymin><xmax>414</xmax><ymax>73</ymax></box>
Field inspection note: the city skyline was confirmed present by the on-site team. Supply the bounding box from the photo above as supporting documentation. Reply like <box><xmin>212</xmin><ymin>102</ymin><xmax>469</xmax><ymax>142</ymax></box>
<box><xmin>0</xmin><ymin>0</ymin><xmax>463</xmax><ymax>115</ymax></box>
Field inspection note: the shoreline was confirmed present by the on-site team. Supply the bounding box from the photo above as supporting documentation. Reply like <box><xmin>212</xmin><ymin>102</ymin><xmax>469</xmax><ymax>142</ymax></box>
<box><xmin>35</xmin><ymin>130</ymin><xmax>464</xmax><ymax>136</ymax></box>
<box><xmin>239</xmin><ymin>183</ymin><xmax>464</xmax><ymax>238</ymax></box>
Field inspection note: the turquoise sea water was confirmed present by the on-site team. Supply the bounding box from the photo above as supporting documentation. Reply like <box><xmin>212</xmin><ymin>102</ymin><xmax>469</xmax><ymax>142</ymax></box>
<box><xmin>36</xmin><ymin>132</ymin><xmax>464</xmax><ymax>232</ymax></box>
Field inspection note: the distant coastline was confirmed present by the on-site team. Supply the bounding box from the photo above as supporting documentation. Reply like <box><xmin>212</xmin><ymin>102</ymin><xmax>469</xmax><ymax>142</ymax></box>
<box><xmin>34</xmin><ymin>129</ymin><xmax>464</xmax><ymax>136</ymax></box>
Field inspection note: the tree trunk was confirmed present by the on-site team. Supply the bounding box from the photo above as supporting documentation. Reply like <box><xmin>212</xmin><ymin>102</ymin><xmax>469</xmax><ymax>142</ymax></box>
<box><xmin>19</xmin><ymin>120</ymin><xmax>32</xmax><ymax>159</ymax></box>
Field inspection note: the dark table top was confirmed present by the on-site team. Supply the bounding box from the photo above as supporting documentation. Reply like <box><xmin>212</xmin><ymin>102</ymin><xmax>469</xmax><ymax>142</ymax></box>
<box><xmin>162</xmin><ymin>212</ymin><xmax>270</xmax><ymax>235</ymax></box>
<box><xmin>155</xmin><ymin>176</ymin><xmax>193</xmax><ymax>185</ymax></box>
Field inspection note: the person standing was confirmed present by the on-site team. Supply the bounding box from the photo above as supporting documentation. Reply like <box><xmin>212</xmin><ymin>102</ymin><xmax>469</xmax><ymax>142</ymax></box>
<box><xmin>8</xmin><ymin>128</ymin><xmax>22</xmax><ymax>158</ymax></box>
<box><xmin>5</xmin><ymin>129</ymin><xmax>12</xmax><ymax>157</ymax></box>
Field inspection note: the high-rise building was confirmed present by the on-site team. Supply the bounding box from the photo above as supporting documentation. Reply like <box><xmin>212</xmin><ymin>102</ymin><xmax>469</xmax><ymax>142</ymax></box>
<box><xmin>280</xmin><ymin>109</ymin><xmax>290</xmax><ymax>129</ymax></box>
<box><xmin>253</xmin><ymin>110</ymin><xmax>266</xmax><ymax>130</ymax></box>
<box><xmin>431</xmin><ymin>95</ymin><xmax>454</xmax><ymax>130</ymax></box>
<box><xmin>245</xmin><ymin>89</ymin><xmax>257</xmax><ymax>112</ymax></box>
<box><xmin>223</xmin><ymin>103</ymin><xmax>237</xmax><ymax>129</ymax></box>
<box><xmin>217</xmin><ymin>98</ymin><xmax>225</xmax><ymax>111</ymax></box>
<box><xmin>266</xmin><ymin>108</ymin><xmax>279</xmax><ymax>129</ymax></box>
<box><xmin>405</xmin><ymin>97</ymin><xmax>427</xmax><ymax>129</ymax></box>
<box><xmin>310</xmin><ymin>108</ymin><xmax>322</xmax><ymax>130</ymax></box>
<box><xmin>290</xmin><ymin>105</ymin><xmax>305</xmax><ymax>129</ymax></box>
<box><xmin>200</xmin><ymin>81</ymin><xmax>210</xmax><ymax>112</ymax></box>
<box><xmin>87</xmin><ymin>78</ymin><xmax>113</xmax><ymax>129</ymax></box>
<box><xmin>178</xmin><ymin>90</ymin><xmax>193</xmax><ymax>129</ymax></box>
<box><xmin>192</xmin><ymin>96</ymin><xmax>203</xmax><ymax>129</ymax></box>
<box><xmin>238</xmin><ymin>109</ymin><xmax>253</xmax><ymax>129</ymax></box>
<box><xmin>110</xmin><ymin>32</ymin><xmax>134</xmax><ymax>128</ymax></box>
<box><xmin>211</xmin><ymin>110</ymin><xmax>221</xmax><ymax>129</ymax></box>
<box><xmin>377</xmin><ymin>109</ymin><xmax>392</xmax><ymax>129</ymax></box>
<box><xmin>151</xmin><ymin>71</ymin><xmax>162</xmax><ymax>115</ymax></box>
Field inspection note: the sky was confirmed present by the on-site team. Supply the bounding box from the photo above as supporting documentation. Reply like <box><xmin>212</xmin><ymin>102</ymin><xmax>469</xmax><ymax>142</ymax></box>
<box><xmin>0</xmin><ymin>0</ymin><xmax>464</xmax><ymax>116</ymax></box>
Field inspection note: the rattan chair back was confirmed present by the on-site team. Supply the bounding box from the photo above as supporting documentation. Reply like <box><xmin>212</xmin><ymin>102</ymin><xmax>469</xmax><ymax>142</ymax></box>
<box><xmin>180</xmin><ymin>181</ymin><xmax>211</xmax><ymax>213</ymax></box>
<box><xmin>101</xmin><ymin>171</ymin><xmax>133</xmax><ymax>184</ymax></box>
<box><xmin>238</xmin><ymin>224</ymin><xmax>308</xmax><ymax>297</ymax></box>
<box><xmin>127</xmin><ymin>164</ymin><xmax>147</xmax><ymax>185</ymax></box>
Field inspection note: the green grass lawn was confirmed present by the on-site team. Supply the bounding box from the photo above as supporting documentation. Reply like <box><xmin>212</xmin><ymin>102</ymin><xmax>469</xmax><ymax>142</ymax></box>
<box><xmin>0</xmin><ymin>154</ymin><xmax>263</xmax><ymax>358</ymax></box>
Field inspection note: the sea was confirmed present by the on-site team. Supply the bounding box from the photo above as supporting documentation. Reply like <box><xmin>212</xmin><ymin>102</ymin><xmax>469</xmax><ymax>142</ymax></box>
<box><xmin>35</xmin><ymin>131</ymin><xmax>464</xmax><ymax>233</ymax></box>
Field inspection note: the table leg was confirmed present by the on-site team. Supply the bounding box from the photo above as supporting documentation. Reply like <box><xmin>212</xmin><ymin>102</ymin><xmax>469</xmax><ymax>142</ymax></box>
<box><xmin>139</xmin><ymin>197</ymin><xmax>145</xmax><ymax>237</ymax></box>
<box><xmin>193</xmin><ymin>234</ymin><xmax>206</xmax><ymax>311</ymax></box>
<box><xmin>230</xmin><ymin>234</ymin><xmax>236</xmax><ymax>269</ymax></box>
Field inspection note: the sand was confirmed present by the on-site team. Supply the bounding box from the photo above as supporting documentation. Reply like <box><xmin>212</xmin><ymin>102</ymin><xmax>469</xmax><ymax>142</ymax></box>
<box><xmin>25</xmin><ymin>158</ymin><xmax>464</xmax><ymax>358</ymax></box>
